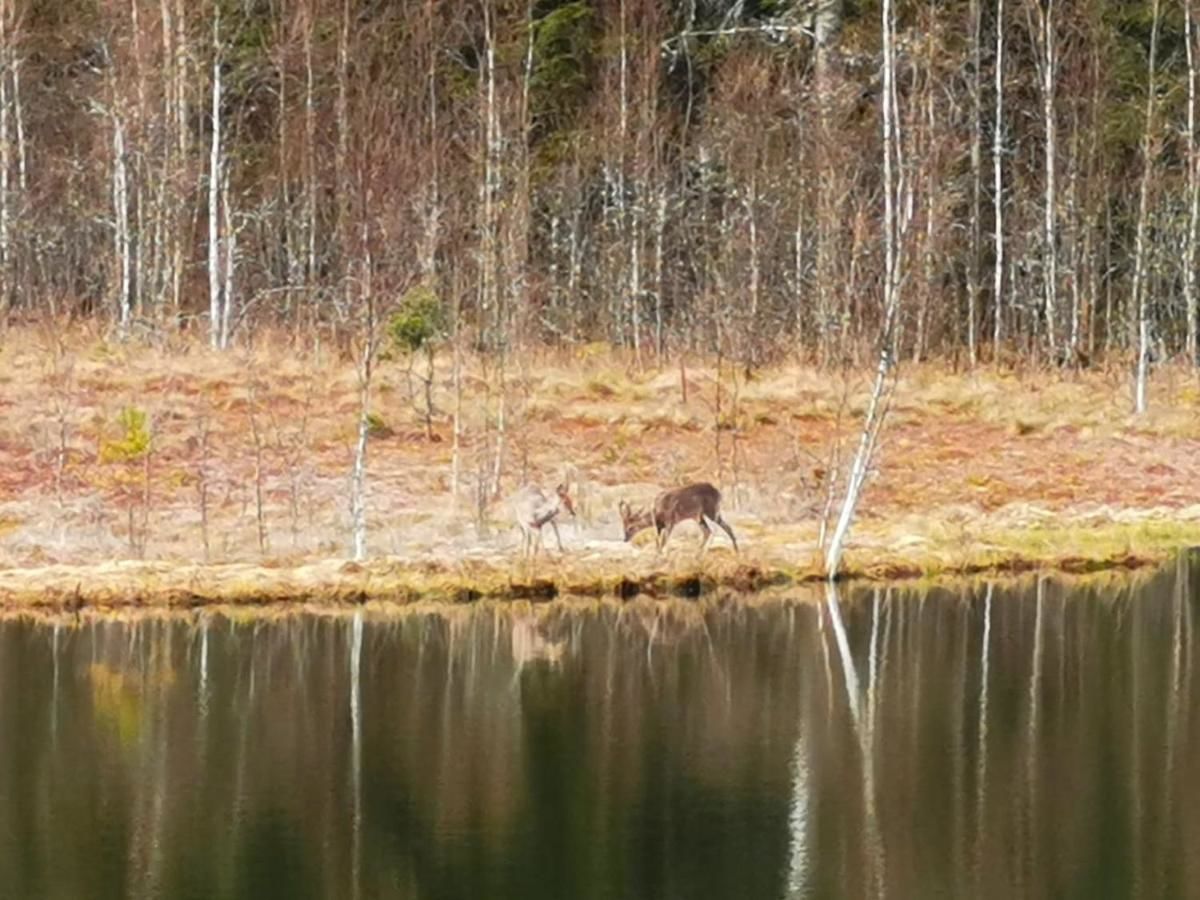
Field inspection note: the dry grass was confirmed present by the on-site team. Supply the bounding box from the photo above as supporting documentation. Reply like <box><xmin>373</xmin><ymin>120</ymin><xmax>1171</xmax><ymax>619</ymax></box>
<box><xmin>1</xmin><ymin>324</ymin><xmax>1199</xmax><ymax>607</ymax></box>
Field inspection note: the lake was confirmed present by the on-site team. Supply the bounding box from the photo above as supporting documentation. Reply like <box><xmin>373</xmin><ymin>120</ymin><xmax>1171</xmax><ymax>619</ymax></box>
<box><xmin>1</xmin><ymin>558</ymin><xmax>1198</xmax><ymax>899</ymax></box>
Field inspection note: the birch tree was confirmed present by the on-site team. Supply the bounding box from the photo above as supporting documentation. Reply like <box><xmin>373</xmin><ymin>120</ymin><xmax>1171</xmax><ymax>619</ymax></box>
<box><xmin>0</xmin><ymin>0</ymin><xmax>11</xmax><ymax>312</ymax></box>
<box><xmin>1187</xmin><ymin>0</ymin><xmax>1199</xmax><ymax>366</ymax></box>
<box><xmin>967</xmin><ymin>0</ymin><xmax>982</xmax><ymax>366</ymax></box>
<box><xmin>992</xmin><ymin>0</ymin><xmax>1005</xmax><ymax>355</ymax></box>
<box><xmin>1029</xmin><ymin>0</ymin><xmax>1058</xmax><ymax>352</ymax></box>
<box><xmin>207</xmin><ymin>0</ymin><xmax>224</xmax><ymax>349</ymax></box>
<box><xmin>349</xmin><ymin>225</ymin><xmax>376</xmax><ymax>562</ymax></box>
<box><xmin>823</xmin><ymin>0</ymin><xmax>907</xmax><ymax>578</ymax></box>
<box><xmin>1133</xmin><ymin>0</ymin><xmax>1162</xmax><ymax>414</ymax></box>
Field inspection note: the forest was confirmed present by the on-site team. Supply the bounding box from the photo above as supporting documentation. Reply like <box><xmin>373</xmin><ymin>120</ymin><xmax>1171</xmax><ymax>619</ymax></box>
<box><xmin>0</xmin><ymin>0</ymin><xmax>1191</xmax><ymax>370</ymax></box>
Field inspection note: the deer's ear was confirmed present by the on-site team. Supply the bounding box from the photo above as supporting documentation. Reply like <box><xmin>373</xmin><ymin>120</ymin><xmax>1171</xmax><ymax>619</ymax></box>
<box><xmin>619</xmin><ymin>500</ymin><xmax>629</xmax><ymax>518</ymax></box>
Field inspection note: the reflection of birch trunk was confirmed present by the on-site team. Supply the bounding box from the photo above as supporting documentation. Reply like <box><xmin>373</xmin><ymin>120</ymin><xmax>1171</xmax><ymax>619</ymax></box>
<box><xmin>349</xmin><ymin>610</ymin><xmax>363</xmax><ymax>900</ymax></box>
<box><xmin>1023</xmin><ymin>577</ymin><xmax>1045</xmax><ymax>893</ymax></box>
<box><xmin>973</xmin><ymin>583</ymin><xmax>992</xmax><ymax>892</ymax></box>
<box><xmin>1158</xmin><ymin>556</ymin><xmax>1186</xmax><ymax>891</ymax></box>
<box><xmin>1130</xmin><ymin>580</ymin><xmax>1144</xmax><ymax>896</ymax></box>
<box><xmin>51</xmin><ymin>622</ymin><xmax>61</xmax><ymax>746</ymax></box>
<box><xmin>198</xmin><ymin>615</ymin><xmax>209</xmax><ymax>716</ymax></box>
<box><xmin>783</xmin><ymin>725</ymin><xmax>811</xmax><ymax>899</ymax></box>
<box><xmin>825</xmin><ymin>582</ymin><xmax>884</xmax><ymax>898</ymax></box>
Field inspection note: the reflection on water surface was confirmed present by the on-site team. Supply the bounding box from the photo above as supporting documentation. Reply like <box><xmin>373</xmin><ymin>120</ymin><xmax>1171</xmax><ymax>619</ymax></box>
<box><xmin>1</xmin><ymin>560</ymin><xmax>1199</xmax><ymax>899</ymax></box>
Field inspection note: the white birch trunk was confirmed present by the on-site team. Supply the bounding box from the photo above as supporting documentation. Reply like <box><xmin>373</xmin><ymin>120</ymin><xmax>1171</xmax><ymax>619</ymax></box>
<box><xmin>616</xmin><ymin>0</ymin><xmax>632</xmax><ymax>349</ymax></box>
<box><xmin>654</xmin><ymin>187</ymin><xmax>667</xmax><ymax>357</ymax></box>
<box><xmin>1133</xmin><ymin>0</ymin><xmax>1162</xmax><ymax>415</ymax></box>
<box><xmin>159</xmin><ymin>0</ymin><xmax>173</xmax><ymax>309</ymax></box>
<box><xmin>992</xmin><ymin>0</ymin><xmax>1005</xmax><ymax>354</ymax></box>
<box><xmin>451</xmin><ymin>324</ymin><xmax>462</xmax><ymax>507</ymax></box>
<box><xmin>0</xmin><ymin>5</ymin><xmax>10</xmax><ymax>310</ymax></box>
<box><xmin>967</xmin><ymin>0</ymin><xmax>981</xmax><ymax>366</ymax></box>
<box><xmin>1187</xmin><ymin>0</ymin><xmax>1199</xmax><ymax>366</ymax></box>
<box><xmin>423</xmin><ymin>0</ymin><xmax>439</xmax><ymax>280</ymax></box>
<box><xmin>113</xmin><ymin>113</ymin><xmax>132</xmax><ymax>333</ymax></box>
<box><xmin>823</xmin><ymin>0</ymin><xmax>904</xmax><ymax>578</ymax></box>
<box><xmin>278</xmin><ymin>32</ymin><xmax>296</xmax><ymax>316</ymax></box>
<box><xmin>335</xmin><ymin>0</ymin><xmax>350</xmax><ymax>266</ymax></box>
<box><xmin>171</xmin><ymin>0</ymin><xmax>188</xmax><ymax>318</ymax></box>
<box><xmin>748</xmin><ymin>181</ymin><xmax>760</xmax><ymax>324</ymax></box>
<box><xmin>350</xmin><ymin>239</ymin><xmax>375</xmax><ymax>561</ymax></box>
<box><xmin>304</xmin><ymin>1</ymin><xmax>317</xmax><ymax>301</ymax></box>
<box><xmin>1040</xmin><ymin>1</ymin><xmax>1058</xmax><ymax>352</ymax></box>
<box><xmin>220</xmin><ymin>169</ymin><xmax>235</xmax><ymax>348</ymax></box>
<box><xmin>350</xmin><ymin>346</ymin><xmax>372</xmax><ymax>561</ymax></box>
<box><xmin>12</xmin><ymin>43</ymin><xmax>24</xmax><ymax>196</ymax></box>
<box><xmin>208</xmin><ymin>3</ymin><xmax>223</xmax><ymax>350</ymax></box>
<box><xmin>794</xmin><ymin>191</ymin><xmax>805</xmax><ymax>348</ymax></box>
<box><xmin>1067</xmin><ymin>122</ymin><xmax>1081</xmax><ymax>353</ymax></box>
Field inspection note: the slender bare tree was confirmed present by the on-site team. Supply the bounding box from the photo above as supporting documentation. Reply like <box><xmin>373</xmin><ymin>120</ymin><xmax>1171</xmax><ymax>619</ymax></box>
<box><xmin>992</xmin><ymin>0</ymin><xmax>1006</xmax><ymax>356</ymax></box>
<box><xmin>207</xmin><ymin>0</ymin><xmax>224</xmax><ymax>349</ymax></box>
<box><xmin>1187</xmin><ymin>0</ymin><xmax>1199</xmax><ymax>366</ymax></box>
<box><xmin>824</xmin><ymin>0</ymin><xmax>907</xmax><ymax>578</ymax></box>
<box><xmin>1133</xmin><ymin>0</ymin><xmax>1162</xmax><ymax>414</ymax></box>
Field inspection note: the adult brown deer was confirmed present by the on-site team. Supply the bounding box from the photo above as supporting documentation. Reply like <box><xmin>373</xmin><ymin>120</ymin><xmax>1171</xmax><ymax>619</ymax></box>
<box><xmin>619</xmin><ymin>482</ymin><xmax>738</xmax><ymax>554</ymax></box>
<box><xmin>511</xmin><ymin>483</ymin><xmax>576</xmax><ymax>558</ymax></box>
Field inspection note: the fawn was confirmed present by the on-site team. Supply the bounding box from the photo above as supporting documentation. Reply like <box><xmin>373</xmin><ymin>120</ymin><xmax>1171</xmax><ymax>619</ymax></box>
<box><xmin>511</xmin><ymin>483</ymin><xmax>576</xmax><ymax>558</ymax></box>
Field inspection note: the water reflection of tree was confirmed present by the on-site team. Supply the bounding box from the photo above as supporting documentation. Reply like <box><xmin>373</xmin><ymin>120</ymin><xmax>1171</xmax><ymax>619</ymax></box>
<box><xmin>2</xmin><ymin>570</ymin><xmax>1200</xmax><ymax>899</ymax></box>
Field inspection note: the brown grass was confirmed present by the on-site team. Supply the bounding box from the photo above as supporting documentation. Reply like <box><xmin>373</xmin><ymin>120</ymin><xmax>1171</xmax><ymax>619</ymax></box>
<box><xmin>1</xmin><ymin>324</ymin><xmax>1199</xmax><ymax>607</ymax></box>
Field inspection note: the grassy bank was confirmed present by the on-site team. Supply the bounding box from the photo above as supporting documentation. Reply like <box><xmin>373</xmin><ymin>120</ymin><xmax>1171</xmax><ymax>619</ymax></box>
<box><xmin>2</xmin><ymin>326</ymin><xmax>1200</xmax><ymax>608</ymax></box>
<box><xmin>1</xmin><ymin>517</ymin><xmax>1195</xmax><ymax>611</ymax></box>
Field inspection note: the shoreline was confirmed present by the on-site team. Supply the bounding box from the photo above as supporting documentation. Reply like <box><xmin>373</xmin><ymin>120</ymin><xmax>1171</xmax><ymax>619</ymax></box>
<box><xmin>1</xmin><ymin>520</ymin><xmax>1193</xmax><ymax>611</ymax></box>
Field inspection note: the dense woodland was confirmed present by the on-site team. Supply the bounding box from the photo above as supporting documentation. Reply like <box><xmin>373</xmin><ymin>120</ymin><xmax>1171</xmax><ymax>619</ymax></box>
<box><xmin>0</xmin><ymin>0</ymin><xmax>1195</xmax><ymax>368</ymax></box>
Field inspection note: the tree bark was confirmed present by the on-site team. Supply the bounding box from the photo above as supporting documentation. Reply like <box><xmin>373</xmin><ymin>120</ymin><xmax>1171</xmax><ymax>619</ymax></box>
<box><xmin>992</xmin><ymin>0</ymin><xmax>1005</xmax><ymax>356</ymax></box>
<box><xmin>1187</xmin><ymin>0</ymin><xmax>1199</xmax><ymax>366</ymax></box>
<box><xmin>208</xmin><ymin>2</ymin><xmax>224</xmax><ymax>349</ymax></box>
<box><xmin>824</xmin><ymin>0</ymin><xmax>904</xmax><ymax>578</ymax></box>
<box><xmin>1133</xmin><ymin>0</ymin><xmax>1162</xmax><ymax>414</ymax></box>
<box><xmin>967</xmin><ymin>0</ymin><xmax>981</xmax><ymax>366</ymax></box>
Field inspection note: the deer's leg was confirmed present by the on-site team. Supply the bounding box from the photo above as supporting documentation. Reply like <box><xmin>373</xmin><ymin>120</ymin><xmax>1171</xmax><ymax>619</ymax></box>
<box><xmin>551</xmin><ymin>519</ymin><xmax>565</xmax><ymax>553</ymax></box>
<box><xmin>697</xmin><ymin>517</ymin><xmax>712</xmax><ymax>555</ymax></box>
<box><xmin>715</xmin><ymin>514</ymin><xmax>739</xmax><ymax>553</ymax></box>
<box><xmin>658</xmin><ymin>522</ymin><xmax>676</xmax><ymax>554</ymax></box>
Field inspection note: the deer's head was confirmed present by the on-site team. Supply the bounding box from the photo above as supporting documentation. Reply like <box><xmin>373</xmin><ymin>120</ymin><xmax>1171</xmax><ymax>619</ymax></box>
<box><xmin>618</xmin><ymin>500</ymin><xmax>653</xmax><ymax>542</ymax></box>
<box><xmin>555</xmin><ymin>483</ymin><xmax>577</xmax><ymax>518</ymax></box>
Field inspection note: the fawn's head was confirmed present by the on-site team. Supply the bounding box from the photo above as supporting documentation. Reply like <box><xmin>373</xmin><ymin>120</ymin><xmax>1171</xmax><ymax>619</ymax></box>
<box><xmin>618</xmin><ymin>500</ymin><xmax>654</xmax><ymax>542</ymax></box>
<box><xmin>555</xmin><ymin>483</ymin><xmax>577</xmax><ymax>518</ymax></box>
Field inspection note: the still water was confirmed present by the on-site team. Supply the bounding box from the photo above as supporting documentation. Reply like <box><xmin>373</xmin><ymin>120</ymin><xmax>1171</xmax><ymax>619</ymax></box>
<box><xmin>1</xmin><ymin>560</ymin><xmax>1199</xmax><ymax>899</ymax></box>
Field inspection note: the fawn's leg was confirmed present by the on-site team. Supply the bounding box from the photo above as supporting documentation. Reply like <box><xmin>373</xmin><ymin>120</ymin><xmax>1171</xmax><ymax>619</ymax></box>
<box><xmin>552</xmin><ymin>520</ymin><xmax>565</xmax><ymax>553</ymax></box>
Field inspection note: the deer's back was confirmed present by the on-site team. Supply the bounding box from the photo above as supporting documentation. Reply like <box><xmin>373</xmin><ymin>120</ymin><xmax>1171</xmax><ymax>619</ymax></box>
<box><xmin>511</xmin><ymin>485</ymin><xmax>550</xmax><ymax>524</ymax></box>
<box><xmin>656</xmin><ymin>482</ymin><xmax>722</xmax><ymax>522</ymax></box>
